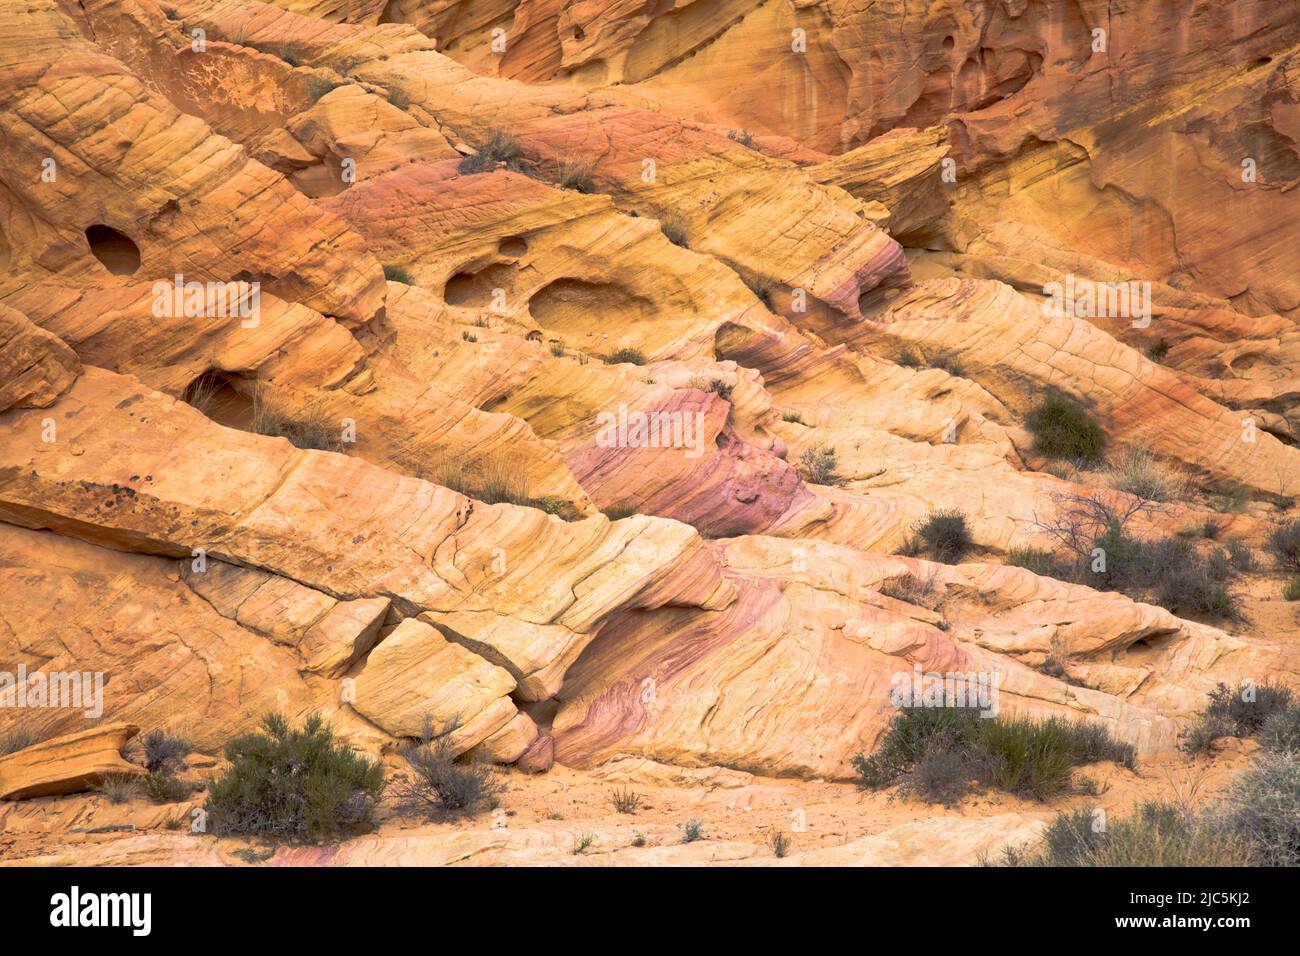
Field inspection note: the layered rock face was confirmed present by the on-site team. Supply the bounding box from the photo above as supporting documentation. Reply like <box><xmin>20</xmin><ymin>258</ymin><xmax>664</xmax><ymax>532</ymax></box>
<box><xmin>0</xmin><ymin>0</ymin><xmax>1297</xmax><ymax>866</ymax></box>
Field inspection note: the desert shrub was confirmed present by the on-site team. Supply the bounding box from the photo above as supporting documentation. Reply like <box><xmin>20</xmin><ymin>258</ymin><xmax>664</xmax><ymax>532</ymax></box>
<box><xmin>556</xmin><ymin>158</ymin><xmax>595</xmax><ymax>193</ymax></box>
<box><xmin>1146</xmin><ymin>339</ymin><xmax>1171</xmax><ymax>361</ymax></box>
<box><xmin>631</xmin><ymin>831</ymin><xmax>647</xmax><ymax>847</ymax></box>
<box><xmin>1268</xmin><ymin>519</ymin><xmax>1300</xmax><ymax>573</ymax></box>
<box><xmin>766</xmin><ymin>828</ymin><xmax>791</xmax><ymax>858</ymax></box>
<box><xmin>144</xmin><ymin>771</ymin><xmax>193</xmax><ymax>804</ymax></box>
<box><xmin>571</xmin><ymin>833</ymin><xmax>597</xmax><ymax>855</ymax></box>
<box><xmin>1050</xmin><ymin>516</ymin><xmax>1242</xmax><ymax>622</ymax></box>
<box><xmin>1025</xmin><ymin>394</ymin><xmax>1106</xmax><ymax>463</ymax></box>
<box><xmin>253</xmin><ymin>388</ymin><xmax>341</xmax><ymax>452</ymax></box>
<box><xmin>1205</xmin><ymin>681</ymin><xmax>1294</xmax><ymax>736</ymax></box>
<box><xmin>1207</xmin><ymin>548</ymin><xmax>1233</xmax><ymax>581</ymax></box>
<box><xmin>603</xmin><ymin>346</ymin><xmax>646</xmax><ymax>366</ymax></box>
<box><xmin>1107</xmin><ymin>448</ymin><xmax>1185</xmax><ymax>502</ymax></box>
<box><xmin>1286</xmin><ymin>578</ymin><xmax>1300</xmax><ymax>601</ymax></box>
<box><xmin>877</xmin><ymin>572</ymin><xmax>939</xmax><ymax>609</ymax></box>
<box><xmin>913</xmin><ymin>509</ymin><xmax>972</xmax><ymax>563</ymax></box>
<box><xmin>927</xmin><ymin>349</ymin><xmax>965</xmax><ymax>378</ymax></box>
<box><xmin>205</xmin><ymin>713</ymin><xmax>383</xmax><ymax>842</ymax></box>
<box><xmin>660</xmin><ymin>218</ymin><xmax>689</xmax><ymax>248</ymax></box>
<box><xmin>797</xmin><ymin>443</ymin><xmax>839</xmax><ymax>485</ymax></box>
<box><xmin>602</xmin><ymin>502</ymin><xmax>638</xmax><ymax>521</ymax></box>
<box><xmin>708</xmin><ymin>379</ymin><xmax>733</xmax><ymax>401</ymax></box>
<box><xmin>457</xmin><ymin>130</ymin><xmax>525</xmax><ymax>175</ymax></box>
<box><xmin>781</xmin><ymin>411</ymin><xmax>803</xmax><ymax>424</ymax></box>
<box><xmin>549</xmin><ymin>341</ymin><xmax>565</xmax><ymax>357</ymax></box>
<box><xmin>382</xmin><ymin>264</ymin><xmax>414</xmax><ymax>284</ymax></box>
<box><xmin>393</xmin><ymin>720</ymin><xmax>500</xmax><ymax>821</ymax></box>
<box><xmin>897</xmin><ymin>746</ymin><xmax>972</xmax><ymax>806</ymax></box>
<box><xmin>1226</xmin><ymin>539</ymin><xmax>1255</xmax><ymax>572</ymax></box>
<box><xmin>406</xmin><ymin>452</ymin><xmax>577</xmax><ymax>517</ymax></box>
<box><xmin>142</xmin><ymin>730</ymin><xmax>190</xmax><ymax>773</ymax></box>
<box><xmin>1154</xmin><ymin>562</ymin><xmax>1239</xmax><ymax>620</ymax></box>
<box><xmin>0</xmin><ymin>727</ymin><xmax>45</xmax><ymax>756</ymax></box>
<box><xmin>1181</xmin><ymin>681</ymin><xmax>1294</xmax><ymax>755</ymax></box>
<box><xmin>1179</xmin><ymin>712</ymin><xmax>1237</xmax><ymax>757</ymax></box>
<box><xmin>851</xmin><ymin>707</ymin><xmax>983</xmax><ymax>789</ymax></box>
<box><xmin>979</xmin><ymin>715</ymin><xmax>1108</xmax><ymax>801</ymax></box>
<box><xmin>679</xmin><ymin>819</ymin><xmax>704</xmax><ymax>843</ymax></box>
<box><xmin>995</xmin><ymin>801</ymin><xmax>1250</xmax><ymax>867</ymax></box>
<box><xmin>1006</xmin><ymin>547</ymin><xmax>1071</xmax><ymax>579</ymax></box>
<box><xmin>95</xmin><ymin>774</ymin><xmax>142</xmax><ymax>804</ymax></box>
<box><xmin>1211</xmin><ymin>483</ymin><xmax>1252</xmax><ymax>513</ymax></box>
<box><xmin>609</xmin><ymin>787</ymin><xmax>642</xmax><ymax>814</ymax></box>
<box><xmin>852</xmin><ymin>708</ymin><xmax>1133</xmax><ymax>803</ymax></box>
<box><xmin>1222</xmin><ymin>752</ymin><xmax>1300</xmax><ymax>866</ymax></box>
<box><xmin>897</xmin><ymin>350</ymin><xmax>923</xmax><ymax>368</ymax></box>
<box><xmin>1260</xmin><ymin>706</ymin><xmax>1300</xmax><ymax>754</ymax></box>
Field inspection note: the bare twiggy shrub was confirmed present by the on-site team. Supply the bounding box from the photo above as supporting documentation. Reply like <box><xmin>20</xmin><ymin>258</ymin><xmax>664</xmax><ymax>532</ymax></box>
<box><xmin>392</xmin><ymin>718</ymin><xmax>501</xmax><ymax>821</ymax></box>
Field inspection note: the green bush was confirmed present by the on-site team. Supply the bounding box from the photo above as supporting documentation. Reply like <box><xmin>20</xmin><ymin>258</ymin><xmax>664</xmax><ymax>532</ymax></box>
<box><xmin>382</xmin><ymin>264</ymin><xmax>414</xmax><ymax>284</ymax></box>
<box><xmin>679</xmin><ymin>819</ymin><xmax>704</xmax><ymax>843</ymax></box>
<box><xmin>205</xmin><ymin>714</ymin><xmax>384</xmax><ymax>842</ymax></box>
<box><xmin>797</xmin><ymin>443</ymin><xmax>839</xmax><ymax>485</ymax></box>
<box><xmin>1268</xmin><ymin>519</ymin><xmax>1300</xmax><ymax>573</ymax></box>
<box><xmin>1025</xmin><ymin>395</ymin><xmax>1106</xmax><ymax>463</ymax></box>
<box><xmin>1285</xmin><ymin>578</ymin><xmax>1300</xmax><ymax>601</ymax></box>
<box><xmin>913</xmin><ymin>509</ymin><xmax>973</xmax><ymax>563</ymax></box>
<box><xmin>1260</xmin><ymin>706</ymin><xmax>1300</xmax><ymax>754</ymax></box>
<box><xmin>602</xmin><ymin>502</ymin><xmax>638</xmax><ymax>521</ymax></box>
<box><xmin>852</xmin><ymin>707</ymin><xmax>1134</xmax><ymax>804</ymax></box>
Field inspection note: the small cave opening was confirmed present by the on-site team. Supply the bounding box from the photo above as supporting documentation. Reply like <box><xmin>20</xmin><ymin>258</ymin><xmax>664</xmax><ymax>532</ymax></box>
<box><xmin>85</xmin><ymin>224</ymin><xmax>141</xmax><ymax>276</ymax></box>
<box><xmin>943</xmin><ymin>35</ymin><xmax>955</xmax><ymax>50</ymax></box>
<box><xmin>182</xmin><ymin>370</ymin><xmax>254</xmax><ymax>430</ymax></box>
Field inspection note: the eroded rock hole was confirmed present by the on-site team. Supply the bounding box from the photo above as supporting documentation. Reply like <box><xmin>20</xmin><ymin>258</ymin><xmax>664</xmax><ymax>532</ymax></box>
<box><xmin>498</xmin><ymin>237</ymin><xmax>528</xmax><ymax>257</ymax></box>
<box><xmin>182</xmin><ymin>370</ymin><xmax>252</xmax><ymax>429</ymax></box>
<box><xmin>85</xmin><ymin>224</ymin><xmax>141</xmax><ymax>276</ymax></box>
<box><xmin>444</xmin><ymin>262</ymin><xmax>518</xmax><ymax>308</ymax></box>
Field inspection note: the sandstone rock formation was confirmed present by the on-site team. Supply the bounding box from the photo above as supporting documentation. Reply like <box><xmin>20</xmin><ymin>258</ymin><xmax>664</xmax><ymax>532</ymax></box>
<box><xmin>0</xmin><ymin>724</ymin><xmax>143</xmax><ymax>800</ymax></box>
